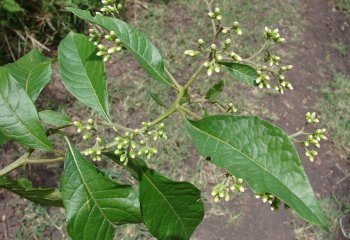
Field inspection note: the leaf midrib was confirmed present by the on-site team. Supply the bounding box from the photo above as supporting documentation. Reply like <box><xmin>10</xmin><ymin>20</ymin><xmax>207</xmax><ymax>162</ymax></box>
<box><xmin>69</xmin><ymin>36</ymin><xmax>111</xmax><ymax>122</ymax></box>
<box><xmin>96</xmin><ymin>17</ymin><xmax>171</xmax><ymax>87</ymax></box>
<box><xmin>66</xmin><ymin>141</ymin><xmax>114</xmax><ymax>227</ymax></box>
<box><xmin>188</xmin><ymin>121</ymin><xmax>321</xmax><ymax>225</ymax></box>
<box><xmin>142</xmin><ymin>171</ymin><xmax>187</xmax><ymax>237</ymax></box>
<box><xmin>0</xmin><ymin>78</ymin><xmax>50</xmax><ymax>150</ymax></box>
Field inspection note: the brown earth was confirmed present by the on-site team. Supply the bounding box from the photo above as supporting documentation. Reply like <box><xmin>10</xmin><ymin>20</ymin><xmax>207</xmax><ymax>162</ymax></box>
<box><xmin>1</xmin><ymin>0</ymin><xmax>350</xmax><ymax>239</ymax></box>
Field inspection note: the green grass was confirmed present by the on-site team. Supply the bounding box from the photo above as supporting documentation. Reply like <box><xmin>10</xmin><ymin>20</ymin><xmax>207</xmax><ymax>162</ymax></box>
<box><xmin>332</xmin><ymin>41</ymin><xmax>348</xmax><ymax>56</ymax></box>
<box><xmin>317</xmin><ymin>70</ymin><xmax>350</xmax><ymax>159</ymax></box>
<box><xmin>336</xmin><ymin>0</ymin><xmax>350</xmax><ymax>11</ymax></box>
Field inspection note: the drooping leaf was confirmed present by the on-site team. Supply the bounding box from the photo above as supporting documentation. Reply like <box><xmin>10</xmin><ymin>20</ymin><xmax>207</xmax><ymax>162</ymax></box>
<box><xmin>104</xmin><ymin>153</ymin><xmax>204</xmax><ymax>240</ymax></box>
<box><xmin>68</xmin><ymin>8</ymin><xmax>172</xmax><ymax>87</ymax></box>
<box><xmin>219</xmin><ymin>62</ymin><xmax>257</xmax><ymax>86</ymax></box>
<box><xmin>186</xmin><ymin>115</ymin><xmax>327</xmax><ymax>229</ymax></box>
<box><xmin>58</xmin><ymin>33</ymin><xmax>111</xmax><ymax>121</ymax></box>
<box><xmin>205</xmin><ymin>80</ymin><xmax>225</xmax><ymax>102</ymax></box>
<box><xmin>149</xmin><ymin>92</ymin><xmax>167</xmax><ymax>108</ymax></box>
<box><xmin>0</xmin><ymin>176</ymin><xmax>62</xmax><ymax>206</ymax></box>
<box><xmin>0</xmin><ymin>132</ymin><xmax>9</xmax><ymax>145</ymax></box>
<box><xmin>5</xmin><ymin>49</ymin><xmax>53</xmax><ymax>102</ymax></box>
<box><xmin>2</xmin><ymin>0</ymin><xmax>21</xmax><ymax>12</ymax></box>
<box><xmin>0</xmin><ymin>69</ymin><xmax>52</xmax><ymax>151</ymax></box>
<box><xmin>62</xmin><ymin>141</ymin><xmax>142</xmax><ymax>240</ymax></box>
<box><xmin>137</xmin><ymin>160</ymin><xmax>204</xmax><ymax>240</ymax></box>
<box><xmin>39</xmin><ymin>110</ymin><xmax>72</xmax><ymax>128</ymax></box>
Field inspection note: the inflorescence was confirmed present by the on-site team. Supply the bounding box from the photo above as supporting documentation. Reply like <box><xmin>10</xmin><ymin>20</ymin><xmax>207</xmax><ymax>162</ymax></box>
<box><xmin>74</xmin><ymin>119</ymin><xmax>167</xmax><ymax>164</ymax></box>
<box><xmin>211</xmin><ymin>174</ymin><xmax>245</xmax><ymax>202</ymax></box>
<box><xmin>184</xmin><ymin>7</ymin><xmax>294</xmax><ymax>95</ymax></box>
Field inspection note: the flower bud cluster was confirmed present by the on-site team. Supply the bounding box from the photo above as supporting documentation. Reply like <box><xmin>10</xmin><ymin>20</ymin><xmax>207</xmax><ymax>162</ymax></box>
<box><xmin>208</xmin><ymin>7</ymin><xmax>222</xmax><ymax>21</ymax></box>
<box><xmin>211</xmin><ymin>175</ymin><xmax>245</xmax><ymax>202</ymax></box>
<box><xmin>74</xmin><ymin>119</ymin><xmax>95</xmax><ymax>140</ymax></box>
<box><xmin>273</xmin><ymin>65</ymin><xmax>293</xmax><ymax>94</ymax></box>
<box><xmin>255</xmin><ymin>193</ymin><xmax>281</xmax><ymax>211</ymax></box>
<box><xmin>255</xmin><ymin>65</ymin><xmax>293</xmax><ymax>94</ymax></box>
<box><xmin>264</xmin><ymin>27</ymin><xmax>285</xmax><ymax>43</ymax></box>
<box><xmin>99</xmin><ymin>0</ymin><xmax>123</xmax><ymax>16</ymax></box>
<box><xmin>302</xmin><ymin>112</ymin><xmax>327</xmax><ymax>162</ymax></box>
<box><xmin>84</xmin><ymin>137</ymin><xmax>103</xmax><ymax>161</ymax></box>
<box><xmin>93</xmin><ymin>30</ymin><xmax>123</xmax><ymax>62</ymax></box>
<box><xmin>113</xmin><ymin>122</ymin><xmax>167</xmax><ymax>165</ymax></box>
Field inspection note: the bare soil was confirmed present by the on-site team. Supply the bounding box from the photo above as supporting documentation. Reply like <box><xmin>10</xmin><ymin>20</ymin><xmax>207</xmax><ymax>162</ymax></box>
<box><xmin>1</xmin><ymin>0</ymin><xmax>349</xmax><ymax>239</ymax></box>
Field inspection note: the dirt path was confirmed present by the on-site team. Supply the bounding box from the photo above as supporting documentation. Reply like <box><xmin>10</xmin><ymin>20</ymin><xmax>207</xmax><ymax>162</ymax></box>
<box><xmin>193</xmin><ymin>0</ymin><xmax>350</xmax><ymax>239</ymax></box>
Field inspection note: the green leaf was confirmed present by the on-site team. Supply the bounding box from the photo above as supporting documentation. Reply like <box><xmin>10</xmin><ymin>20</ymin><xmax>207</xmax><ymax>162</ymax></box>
<box><xmin>58</xmin><ymin>33</ymin><xmax>111</xmax><ymax>121</ymax></box>
<box><xmin>68</xmin><ymin>8</ymin><xmax>172</xmax><ymax>87</ymax></box>
<box><xmin>0</xmin><ymin>176</ymin><xmax>62</xmax><ymax>206</ymax></box>
<box><xmin>219</xmin><ymin>62</ymin><xmax>257</xmax><ymax>86</ymax></box>
<box><xmin>205</xmin><ymin>80</ymin><xmax>225</xmax><ymax>102</ymax></box>
<box><xmin>62</xmin><ymin>141</ymin><xmax>142</xmax><ymax>240</ymax></box>
<box><xmin>5</xmin><ymin>49</ymin><xmax>53</xmax><ymax>102</ymax></box>
<box><xmin>186</xmin><ymin>115</ymin><xmax>327</xmax><ymax>229</ymax></box>
<box><xmin>0</xmin><ymin>69</ymin><xmax>52</xmax><ymax>151</ymax></box>
<box><xmin>138</xmin><ymin>161</ymin><xmax>204</xmax><ymax>240</ymax></box>
<box><xmin>0</xmin><ymin>132</ymin><xmax>9</xmax><ymax>145</ymax></box>
<box><xmin>2</xmin><ymin>0</ymin><xmax>21</xmax><ymax>12</ymax></box>
<box><xmin>149</xmin><ymin>92</ymin><xmax>167</xmax><ymax>108</ymax></box>
<box><xmin>104</xmin><ymin>154</ymin><xmax>205</xmax><ymax>240</ymax></box>
<box><xmin>39</xmin><ymin>110</ymin><xmax>72</xmax><ymax>128</ymax></box>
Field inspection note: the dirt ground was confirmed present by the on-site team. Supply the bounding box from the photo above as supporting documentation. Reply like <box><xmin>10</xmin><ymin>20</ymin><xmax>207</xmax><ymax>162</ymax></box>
<box><xmin>0</xmin><ymin>0</ymin><xmax>349</xmax><ymax>239</ymax></box>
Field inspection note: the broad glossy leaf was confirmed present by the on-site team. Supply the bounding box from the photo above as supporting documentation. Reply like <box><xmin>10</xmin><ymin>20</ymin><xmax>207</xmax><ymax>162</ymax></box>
<box><xmin>137</xmin><ymin>159</ymin><xmax>204</xmax><ymax>240</ymax></box>
<box><xmin>62</xmin><ymin>142</ymin><xmax>142</xmax><ymax>240</ymax></box>
<box><xmin>39</xmin><ymin>110</ymin><xmax>72</xmax><ymax>128</ymax></box>
<box><xmin>186</xmin><ymin>115</ymin><xmax>327</xmax><ymax>229</ymax></box>
<box><xmin>58</xmin><ymin>33</ymin><xmax>111</xmax><ymax>121</ymax></box>
<box><xmin>219</xmin><ymin>62</ymin><xmax>257</xmax><ymax>86</ymax></box>
<box><xmin>68</xmin><ymin>8</ymin><xmax>172</xmax><ymax>87</ymax></box>
<box><xmin>0</xmin><ymin>176</ymin><xmax>62</xmax><ymax>206</ymax></box>
<box><xmin>205</xmin><ymin>80</ymin><xmax>224</xmax><ymax>102</ymax></box>
<box><xmin>0</xmin><ymin>132</ymin><xmax>9</xmax><ymax>145</ymax></box>
<box><xmin>104</xmin><ymin>154</ymin><xmax>205</xmax><ymax>240</ymax></box>
<box><xmin>5</xmin><ymin>49</ymin><xmax>53</xmax><ymax>102</ymax></box>
<box><xmin>0</xmin><ymin>69</ymin><xmax>52</xmax><ymax>151</ymax></box>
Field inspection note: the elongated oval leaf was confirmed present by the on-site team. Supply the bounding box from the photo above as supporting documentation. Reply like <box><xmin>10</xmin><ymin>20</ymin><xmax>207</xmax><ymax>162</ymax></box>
<box><xmin>62</xmin><ymin>141</ymin><xmax>142</xmax><ymax>240</ymax></box>
<box><xmin>5</xmin><ymin>49</ymin><xmax>53</xmax><ymax>102</ymax></box>
<box><xmin>58</xmin><ymin>33</ymin><xmax>111</xmax><ymax>121</ymax></box>
<box><xmin>0</xmin><ymin>69</ymin><xmax>52</xmax><ymax>151</ymax></box>
<box><xmin>68</xmin><ymin>8</ymin><xmax>172</xmax><ymax>87</ymax></box>
<box><xmin>104</xmin><ymin>154</ymin><xmax>205</xmax><ymax>240</ymax></box>
<box><xmin>39</xmin><ymin>110</ymin><xmax>72</xmax><ymax>128</ymax></box>
<box><xmin>219</xmin><ymin>62</ymin><xmax>257</xmax><ymax>86</ymax></box>
<box><xmin>186</xmin><ymin>115</ymin><xmax>327</xmax><ymax>229</ymax></box>
<box><xmin>137</xmin><ymin>159</ymin><xmax>204</xmax><ymax>240</ymax></box>
<box><xmin>0</xmin><ymin>176</ymin><xmax>62</xmax><ymax>207</ymax></box>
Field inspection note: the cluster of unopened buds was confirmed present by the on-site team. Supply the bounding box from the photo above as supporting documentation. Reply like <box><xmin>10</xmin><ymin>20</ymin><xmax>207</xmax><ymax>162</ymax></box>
<box><xmin>255</xmin><ymin>64</ymin><xmax>293</xmax><ymax>94</ymax></box>
<box><xmin>99</xmin><ymin>0</ymin><xmax>123</xmax><ymax>16</ymax></box>
<box><xmin>264</xmin><ymin>27</ymin><xmax>285</xmax><ymax>43</ymax></box>
<box><xmin>211</xmin><ymin>174</ymin><xmax>245</xmax><ymax>202</ymax></box>
<box><xmin>255</xmin><ymin>193</ymin><xmax>281</xmax><ymax>211</ymax></box>
<box><xmin>88</xmin><ymin>29</ymin><xmax>123</xmax><ymax>62</ymax></box>
<box><xmin>74</xmin><ymin>119</ymin><xmax>95</xmax><ymax>140</ymax></box>
<box><xmin>113</xmin><ymin>122</ymin><xmax>167</xmax><ymax>165</ymax></box>
<box><xmin>303</xmin><ymin>112</ymin><xmax>327</xmax><ymax>162</ymax></box>
<box><xmin>185</xmin><ymin>7</ymin><xmax>243</xmax><ymax>76</ymax></box>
